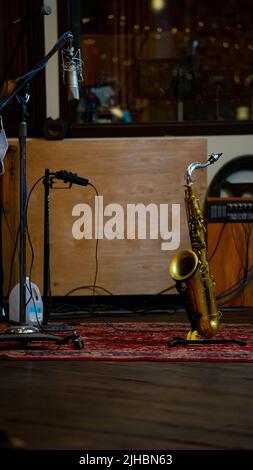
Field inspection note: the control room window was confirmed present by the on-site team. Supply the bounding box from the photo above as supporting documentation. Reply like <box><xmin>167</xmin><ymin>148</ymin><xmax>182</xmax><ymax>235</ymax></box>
<box><xmin>60</xmin><ymin>0</ymin><xmax>253</xmax><ymax>133</ymax></box>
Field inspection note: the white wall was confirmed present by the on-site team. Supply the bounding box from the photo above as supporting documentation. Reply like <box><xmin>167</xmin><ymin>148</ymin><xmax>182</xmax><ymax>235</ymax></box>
<box><xmin>207</xmin><ymin>135</ymin><xmax>253</xmax><ymax>185</ymax></box>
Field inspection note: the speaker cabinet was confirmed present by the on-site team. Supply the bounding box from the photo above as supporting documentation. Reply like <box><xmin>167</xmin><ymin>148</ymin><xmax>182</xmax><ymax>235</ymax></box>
<box><xmin>207</xmin><ymin>197</ymin><xmax>253</xmax><ymax>307</ymax></box>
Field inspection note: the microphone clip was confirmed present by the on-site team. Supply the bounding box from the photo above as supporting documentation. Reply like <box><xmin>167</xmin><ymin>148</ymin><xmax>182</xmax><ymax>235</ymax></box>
<box><xmin>50</xmin><ymin>170</ymin><xmax>89</xmax><ymax>189</ymax></box>
<box><xmin>61</xmin><ymin>46</ymin><xmax>83</xmax><ymax>84</ymax></box>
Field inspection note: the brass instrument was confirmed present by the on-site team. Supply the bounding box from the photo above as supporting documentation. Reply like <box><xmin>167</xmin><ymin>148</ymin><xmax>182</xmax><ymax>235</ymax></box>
<box><xmin>169</xmin><ymin>153</ymin><xmax>222</xmax><ymax>339</ymax></box>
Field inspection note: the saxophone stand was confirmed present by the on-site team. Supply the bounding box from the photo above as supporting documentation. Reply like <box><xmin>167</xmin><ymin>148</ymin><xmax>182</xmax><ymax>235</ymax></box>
<box><xmin>0</xmin><ymin>32</ymin><xmax>83</xmax><ymax>350</ymax></box>
<box><xmin>168</xmin><ymin>282</ymin><xmax>247</xmax><ymax>347</ymax></box>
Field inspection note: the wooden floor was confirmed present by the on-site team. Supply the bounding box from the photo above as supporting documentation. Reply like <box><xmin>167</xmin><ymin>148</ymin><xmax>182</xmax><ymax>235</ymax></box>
<box><xmin>0</xmin><ymin>312</ymin><xmax>253</xmax><ymax>450</ymax></box>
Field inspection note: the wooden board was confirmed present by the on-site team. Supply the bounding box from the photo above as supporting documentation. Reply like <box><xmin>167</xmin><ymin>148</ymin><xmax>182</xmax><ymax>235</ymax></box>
<box><xmin>0</xmin><ymin>145</ymin><xmax>19</xmax><ymax>301</ymax></box>
<box><xmin>3</xmin><ymin>138</ymin><xmax>207</xmax><ymax>296</ymax></box>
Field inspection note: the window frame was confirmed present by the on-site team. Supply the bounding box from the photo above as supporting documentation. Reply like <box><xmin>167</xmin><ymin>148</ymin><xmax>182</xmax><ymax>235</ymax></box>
<box><xmin>57</xmin><ymin>0</ymin><xmax>253</xmax><ymax>138</ymax></box>
<box><xmin>0</xmin><ymin>0</ymin><xmax>46</xmax><ymax>137</ymax></box>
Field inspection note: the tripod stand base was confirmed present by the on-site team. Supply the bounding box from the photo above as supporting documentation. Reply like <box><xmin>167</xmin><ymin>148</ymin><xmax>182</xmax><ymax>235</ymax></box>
<box><xmin>168</xmin><ymin>337</ymin><xmax>247</xmax><ymax>347</ymax></box>
<box><xmin>0</xmin><ymin>325</ymin><xmax>84</xmax><ymax>349</ymax></box>
<box><xmin>5</xmin><ymin>325</ymin><xmax>40</xmax><ymax>334</ymax></box>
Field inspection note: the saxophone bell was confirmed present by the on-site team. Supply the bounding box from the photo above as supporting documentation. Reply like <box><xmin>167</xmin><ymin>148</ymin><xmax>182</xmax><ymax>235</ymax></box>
<box><xmin>170</xmin><ymin>249</ymin><xmax>217</xmax><ymax>338</ymax></box>
<box><xmin>169</xmin><ymin>249</ymin><xmax>199</xmax><ymax>282</ymax></box>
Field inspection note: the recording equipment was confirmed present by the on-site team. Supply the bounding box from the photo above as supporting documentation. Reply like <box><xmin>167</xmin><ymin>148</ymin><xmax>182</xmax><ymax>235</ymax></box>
<box><xmin>207</xmin><ymin>198</ymin><xmax>253</xmax><ymax>222</ymax></box>
<box><xmin>61</xmin><ymin>40</ymin><xmax>83</xmax><ymax>101</ymax></box>
<box><xmin>12</xmin><ymin>5</ymin><xmax>52</xmax><ymax>25</ymax></box>
<box><xmin>207</xmin><ymin>197</ymin><xmax>253</xmax><ymax>308</ymax></box>
<box><xmin>53</xmin><ymin>170</ymin><xmax>89</xmax><ymax>187</ymax></box>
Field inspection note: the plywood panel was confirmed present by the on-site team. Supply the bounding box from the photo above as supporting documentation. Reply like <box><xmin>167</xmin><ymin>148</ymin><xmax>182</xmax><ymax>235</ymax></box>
<box><xmin>5</xmin><ymin>138</ymin><xmax>207</xmax><ymax>296</ymax></box>
<box><xmin>0</xmin><ymin>145</ymin><xmax>19</xmax><ymax>300</ymax></box>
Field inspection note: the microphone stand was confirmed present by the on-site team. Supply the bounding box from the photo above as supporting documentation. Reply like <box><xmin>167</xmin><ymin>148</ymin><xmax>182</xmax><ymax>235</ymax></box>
<box><xmin>42</xmin><ymin>169</ymin><xmax>89</xmax><ymax>332</ymax></box>
<box><xmin>17</xmin><ymin>83</ymin><xmax>30</xmax><ymax>325</ymax></box>
<box><xmin>0</xmin><ymin>32</ymin><xmax>83</xmax><ymax>349</ymax></box>
<box><xmin>43</xmin><ymin>169</ymin><xmax>51</xmax><ymax>327</ymax></box>
<box><xmin>0</xmin><ymin>14</ymin><xmax>33</xmax><ymax>317</ymax></box>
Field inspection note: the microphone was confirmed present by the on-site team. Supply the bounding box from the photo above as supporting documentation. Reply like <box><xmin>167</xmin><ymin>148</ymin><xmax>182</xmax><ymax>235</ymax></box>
<box><xmin>53</xmin><ymin>170</ymin><xmax>89</xmax><ymax>187</ymax></box>
<box><xmin>61</xmin><ymin>40</ymin><xmax>83</xmax><ymax>102</ymax></box>
<box><xmin>12</xmin><ymin>5</ymin><xmax>52</xmax><ymax>25</ymax></box>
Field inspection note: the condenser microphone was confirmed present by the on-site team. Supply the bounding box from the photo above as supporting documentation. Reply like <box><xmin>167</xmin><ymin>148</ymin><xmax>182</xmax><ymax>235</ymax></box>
<box><xmin>12</xmin><ymin>5</ymin><xmax>52</xmax><ymax>25</ymax></box>
<box><xmin>62</xmin><ymin>40</ymin><xmax>83</xmax><ymax>101</ymax></box>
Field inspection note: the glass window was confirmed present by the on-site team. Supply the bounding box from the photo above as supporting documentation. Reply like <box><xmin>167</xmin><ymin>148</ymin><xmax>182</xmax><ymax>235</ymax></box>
<box><xmin>64</xmin><ymin>0</ymin><xmax>253</xmax><ymax>130</ymax></box>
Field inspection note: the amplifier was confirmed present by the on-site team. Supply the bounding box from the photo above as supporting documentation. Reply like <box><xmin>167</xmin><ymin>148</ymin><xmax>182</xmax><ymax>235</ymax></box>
<box><xmin>206</xmin><ymin>197</ymin><xmax>253</xmax><ymax>223</ymax></box>
<box><xmin>207</xmin><ymin>197</ymin><xmax>253</xmax><ymax>307</ymax></box>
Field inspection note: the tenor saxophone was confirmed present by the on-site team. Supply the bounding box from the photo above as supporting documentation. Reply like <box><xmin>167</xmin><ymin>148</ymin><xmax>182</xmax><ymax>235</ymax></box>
<box><xmin>169</xmin><ymin>153</ymin><xmax>222</xmax><ymax>339</ymax></box>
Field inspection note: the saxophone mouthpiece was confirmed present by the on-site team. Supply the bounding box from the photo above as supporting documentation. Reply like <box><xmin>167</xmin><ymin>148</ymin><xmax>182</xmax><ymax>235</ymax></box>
<box><xmin>208</xmin><ymin>153</ymin><xmax>222</xmax><ymax>164</ymax></box>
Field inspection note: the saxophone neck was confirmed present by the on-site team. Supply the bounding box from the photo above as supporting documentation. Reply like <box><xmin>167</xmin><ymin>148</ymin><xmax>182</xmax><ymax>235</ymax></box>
<box><xmin>186</xmin><ymin>153</ymin><xmax>222</xmax><ymax>184</ymax></box>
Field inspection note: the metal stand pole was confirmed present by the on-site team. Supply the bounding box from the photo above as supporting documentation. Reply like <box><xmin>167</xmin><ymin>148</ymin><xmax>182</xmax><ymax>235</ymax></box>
<box><xmin>43</xmin><ymin>169</ymin><xmax>50</xmax><ymax>325</ymax></box>
<box><xmin>18</xmin><ymin>117</ymin><xmax>28</xmax><ymax>324</ymax></box>
<box><xmin>42</xmin><ymin>169</ymin><xmax>73</xmax><ymax>332</ymax></box>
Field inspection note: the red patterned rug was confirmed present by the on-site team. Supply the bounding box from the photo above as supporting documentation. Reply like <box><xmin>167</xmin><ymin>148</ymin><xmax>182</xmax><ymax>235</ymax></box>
<box><xmin>0</xmin><ymin>322</ymin><xmax>252</xmax><ymax>362</ymax></box>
